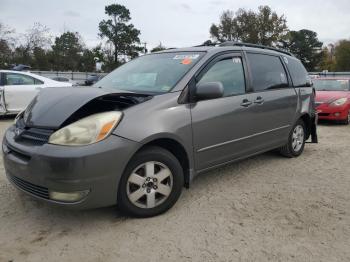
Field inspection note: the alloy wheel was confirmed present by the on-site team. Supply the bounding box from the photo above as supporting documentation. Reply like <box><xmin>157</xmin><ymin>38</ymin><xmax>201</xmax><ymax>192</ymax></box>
<box><xmin>292</xmin><ymin>125</ymin><xmax>304</xmax><ymax>152</ymax></box>
<box><xmin>126</xmin><ymin>161</ymin><xmax>173</xmax><ymax>209</ymax></box>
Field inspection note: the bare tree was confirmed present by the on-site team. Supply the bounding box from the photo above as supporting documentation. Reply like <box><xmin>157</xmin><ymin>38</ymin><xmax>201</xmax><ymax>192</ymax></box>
<box><xmin>0</xmin><ymin>22</ymin><xmax>16</xmax><ymax>67</ymax></box>
<box><xmin>23</xmin><ymin>22</ymin><xmax>52</xmax><ymax>51</ymax></box>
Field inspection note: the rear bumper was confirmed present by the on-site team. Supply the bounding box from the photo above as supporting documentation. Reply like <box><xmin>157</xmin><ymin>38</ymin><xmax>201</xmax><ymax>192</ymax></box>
<box><xmin>2</xmin><ymin>125</ymin><xmax>140</xmax><ymax>209</ymax></box>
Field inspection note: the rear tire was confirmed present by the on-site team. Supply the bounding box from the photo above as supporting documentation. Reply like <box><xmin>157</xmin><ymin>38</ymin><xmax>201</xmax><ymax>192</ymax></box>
<box><xmin>279</xmin><ymin>119</ymin><xmax>306</xmax><ymax>158</ymax></box>
<box><xmin>117</xmin><ymin>146</ymin><xmax>184</xmax><ymax>218</ymax></box>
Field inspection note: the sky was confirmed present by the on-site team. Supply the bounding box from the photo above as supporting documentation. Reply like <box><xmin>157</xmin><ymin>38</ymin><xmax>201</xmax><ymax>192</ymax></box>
<box><xmin>1</xmin><ymin>0</ymin><xmax>350</xmax><ymax>49</ymax></box>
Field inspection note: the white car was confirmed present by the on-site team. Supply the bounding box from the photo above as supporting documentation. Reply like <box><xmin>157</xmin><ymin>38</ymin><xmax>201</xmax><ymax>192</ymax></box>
<box><xmin>0</xmin><ymin>70</ymin><xmax>72</xmax><ymax>115</ymax></box>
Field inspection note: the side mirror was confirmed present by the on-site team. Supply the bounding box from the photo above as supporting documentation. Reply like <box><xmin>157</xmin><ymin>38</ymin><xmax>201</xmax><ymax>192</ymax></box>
<box><xmin>306</xmin><ymin>78</ymin><xmax>313</xmax><ymax>87</ymax></box>
<box><xmin>195</xmin><ymin>82</ymin><xmax>224</xmax><ymax>101</ymax></box>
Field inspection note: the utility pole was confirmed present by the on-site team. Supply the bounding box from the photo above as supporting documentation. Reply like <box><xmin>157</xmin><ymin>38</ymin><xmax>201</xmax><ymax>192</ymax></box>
<box><xmin>142</xmin><ymin>42</ymin><xmax>148</xmax><ymax>54</ymax></box>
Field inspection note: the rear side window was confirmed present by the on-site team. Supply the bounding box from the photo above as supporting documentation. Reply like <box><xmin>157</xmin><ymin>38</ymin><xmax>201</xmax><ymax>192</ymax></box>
<box><xmin>285</xmin><ymin>57</ymin><xmax>309</xmax><ymax>87</ymax></box>
<box><xmin>247</xmin><ymin>53</ymin><xmax>288</xmax><ymax>91</ymax></box>
<box><xmin>5</xmin><ymin>73</ymin><xmax>36</xmax><ymax>85</ymax></box>
<box><xmin>198</xmin><ymin>57</ymin><xmax>245</xmax><ymax>96</ymax></box>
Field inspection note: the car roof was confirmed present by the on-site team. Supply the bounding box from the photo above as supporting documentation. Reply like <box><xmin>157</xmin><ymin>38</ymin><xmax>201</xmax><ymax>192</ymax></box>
<box><xmin>0</xmin><ymin>70</ymin><xmax>57</xmax><ymax>83</ymax></box>
<box><xmin>0</xmin><ymin>69</ymin><xmax>36</xmax><ymax>75</ymax></box>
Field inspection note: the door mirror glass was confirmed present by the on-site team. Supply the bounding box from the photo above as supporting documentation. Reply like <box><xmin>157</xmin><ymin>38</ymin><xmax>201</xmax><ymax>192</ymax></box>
<box><xmin>195</xmin><ymin>82</ymin><xmax>224</xmax><ymax>101</ymax></box>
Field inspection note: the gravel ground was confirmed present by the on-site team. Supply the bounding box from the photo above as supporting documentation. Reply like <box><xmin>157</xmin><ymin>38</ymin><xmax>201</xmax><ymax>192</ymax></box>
<box><xmin>0</xmin><ymin>119</ymin><xmax>349</xmax><ymax>262</ymax></box>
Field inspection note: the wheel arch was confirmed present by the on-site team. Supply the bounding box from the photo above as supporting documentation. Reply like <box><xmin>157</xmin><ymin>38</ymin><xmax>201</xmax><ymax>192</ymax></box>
<box><xmin>134</xmin><ymin>135</ymin><xmax>194</xmax><ymax>188</ymax></box>
<box><xmin>299</xmin><ymin>113</ymin><xmax>312</xmax><ymax>140</ymax></box>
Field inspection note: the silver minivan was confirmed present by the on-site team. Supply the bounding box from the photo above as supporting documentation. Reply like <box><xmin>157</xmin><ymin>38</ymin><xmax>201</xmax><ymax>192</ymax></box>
<box><xmin>3</xmin><ymin>42</ymin><xmax>317</xmax><ymax>217</ymax></box>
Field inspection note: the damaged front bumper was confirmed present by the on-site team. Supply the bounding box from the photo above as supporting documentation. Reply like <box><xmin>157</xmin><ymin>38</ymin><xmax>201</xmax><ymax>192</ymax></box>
<box><xmin>2</xmin><ymin>125</ymin><xmax>141</xmax><ymax>209</ymax></box>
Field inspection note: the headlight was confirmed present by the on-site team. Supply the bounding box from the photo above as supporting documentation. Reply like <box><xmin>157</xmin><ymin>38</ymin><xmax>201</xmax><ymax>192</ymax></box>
<box><xmin>49</xmin><ymin>111</ymin><xmax>122</xmax><ymax>146</ymax></box>
<box><xmin>330</xmin><ymin>98</ymin><xmax>348</xmax><ymax>106</ymax></box>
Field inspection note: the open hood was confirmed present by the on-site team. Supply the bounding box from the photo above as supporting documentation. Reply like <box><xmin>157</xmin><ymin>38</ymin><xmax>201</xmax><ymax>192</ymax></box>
<box><xmin>23</xmin><ymin>87</ymin><xmax>152</xmax><ymax>129</ymax></box>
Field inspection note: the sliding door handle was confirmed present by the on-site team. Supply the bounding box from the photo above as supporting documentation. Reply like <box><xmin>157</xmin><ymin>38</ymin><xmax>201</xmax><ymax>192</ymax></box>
<box><xmin>241</xmin><ymin>99</ymin><xmax>252</xmax><ymax>107</ymax></box>
<box><xmin>254</xmin><ymin>96</ymin><xmax>264</xmax><ymax>104</ymax></box>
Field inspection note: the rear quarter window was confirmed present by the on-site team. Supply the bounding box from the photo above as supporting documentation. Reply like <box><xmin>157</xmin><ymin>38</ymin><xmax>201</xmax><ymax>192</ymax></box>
<box><xmin>34</xmin><ymin>78</ymin><xmax>44</xmax><ymax>84</ymax></box>
<box><xmin>247</xmin><ymin>53</ymin><xmax>288</xmax><ymax>91</ymax></box>
<box><xmin>285</xmin><ymin>57</ymin><xmax>309</xmax><ymax>87</ymax></box>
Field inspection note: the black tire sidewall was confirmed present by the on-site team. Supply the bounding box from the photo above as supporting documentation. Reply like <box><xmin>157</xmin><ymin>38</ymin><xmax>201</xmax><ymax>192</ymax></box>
<box><xmin>117</xmin><ymin>146</ymin><xmax>184</xmax><ymax>217</ymax></box>
<box><xmin>288</xmin><ymin>120</ymin><xmax>306</xmax><ymax>157</ymax></box>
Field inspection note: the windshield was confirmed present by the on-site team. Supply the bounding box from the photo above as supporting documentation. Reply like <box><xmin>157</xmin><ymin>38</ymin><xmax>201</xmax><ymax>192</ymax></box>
<box><xmin>313</xmin><ymin>79</ymin><xmax>350</xmax><ymax>91</ymax></box>
<box><xmin>94</xmin><ymin>52</ymin><xmax>205</xmax><ymax>94</ymax></box>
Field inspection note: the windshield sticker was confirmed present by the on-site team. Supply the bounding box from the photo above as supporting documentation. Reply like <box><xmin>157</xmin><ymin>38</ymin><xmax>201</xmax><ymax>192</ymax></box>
<box><xmin>232</xmin><ymin>58</ymin><xmax>242</xmax><ymax>64</ymax></box>
<box><xmin>280</xmin><ymin>73</ymin><xmax>287</xmax><ymax>82</ymax></box>
<box><xmin>283</xmin><ymin>57</ymin><xmax>289</xmax><ymax>64</ymax></box>
<box><xmin>181</xmin><ymin>58</ymin><xmax>193</xmax><ymax>65</ymax></box>
<box><xmin>161</xmin><ymin>85</ymin><xmax>172</xmax><ymax>91</ymax></box>
<box><xmin>173</xmin><ymin>54</ymin><xmax>200</xmax><ymax>60</ymax></box>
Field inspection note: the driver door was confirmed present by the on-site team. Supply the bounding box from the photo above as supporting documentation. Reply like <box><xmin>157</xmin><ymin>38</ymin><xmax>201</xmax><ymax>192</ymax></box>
<box><xmin>190</xmin><ymin>53</ymin><xmax>258</xmax><ymax>171</ymax></box>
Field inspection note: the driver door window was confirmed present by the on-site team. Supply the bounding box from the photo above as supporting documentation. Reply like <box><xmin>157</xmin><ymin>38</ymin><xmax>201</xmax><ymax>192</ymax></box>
<box><xmin>198</xmin><ymin>57</ymin><xmax>246</xmax><ymax>97</ymax></box>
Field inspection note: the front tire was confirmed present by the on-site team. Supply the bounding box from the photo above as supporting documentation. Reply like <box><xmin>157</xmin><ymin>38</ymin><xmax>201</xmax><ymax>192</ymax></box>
<box><xmin>117</xmin><ymin>146</ymin><xmax>184</xmax><ymax>217</ymax></box>
<box><xmin>279</xmin><ymin>120</ymin><xmax>306</xmax><ymax>158</ymax></box>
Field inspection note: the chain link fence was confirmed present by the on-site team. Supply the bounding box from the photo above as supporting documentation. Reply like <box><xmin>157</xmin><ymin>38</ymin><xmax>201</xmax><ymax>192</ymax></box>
<box><xmin>309</xmin><ymin>72</ymin><xmax>350</xmax><ymax>77</ymax></box>
<box><xmin>31</xmin><ymin>71</ymin><xmax>108</xmax><ymax>83</ymax></box>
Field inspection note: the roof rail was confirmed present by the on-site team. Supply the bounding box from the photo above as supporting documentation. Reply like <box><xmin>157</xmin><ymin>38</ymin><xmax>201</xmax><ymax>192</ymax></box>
<box><xmin>219</xmin><ymin>41</ymin><xmax>293</xmax><ymax>56</ymax></box>
<box><xmin>193</xmin><ymin>40</ymin><xmax>219</xmax><ymax>47</ymax></box>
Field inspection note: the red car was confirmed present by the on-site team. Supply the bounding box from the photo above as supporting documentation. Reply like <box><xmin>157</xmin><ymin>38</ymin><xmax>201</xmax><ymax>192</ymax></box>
<box><xmin>313</xmin><ymin>78</ymin><xmax>350</xmax><ymax>124</ymax></box>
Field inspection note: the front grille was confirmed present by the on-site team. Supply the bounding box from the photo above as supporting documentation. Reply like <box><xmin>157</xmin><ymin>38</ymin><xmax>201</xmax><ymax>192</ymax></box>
<box><xmin>318</xmin><ymin>113</ymin><xmax>330</xmax><ymax>116</ymax></box>
<box><xmin>14</xmin><ymin>117</ymin><xmax>54</xmax><ymax>145</ymax></box>
<box><xmin>8</xmin><ymin>175</ymin><xmax>49</xmax><ymax>199</ymax></box>
<box><xmin>19</xmin><ymin>128</ymin><xmax>54</xmax><ymax>145</ymax></box>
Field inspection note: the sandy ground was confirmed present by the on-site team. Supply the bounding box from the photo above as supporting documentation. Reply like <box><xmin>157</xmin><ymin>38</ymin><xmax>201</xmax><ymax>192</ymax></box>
<box><xmin>0</xmin><ymin>119</ymin><xmax>349</xmax><ymax>262</ymax></box>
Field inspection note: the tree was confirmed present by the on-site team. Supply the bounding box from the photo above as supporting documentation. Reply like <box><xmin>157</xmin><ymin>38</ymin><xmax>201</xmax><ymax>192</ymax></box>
<box><xmin>151</xmin><ymin>42</ymin><xmax>166</xmax><ymax>53</ymax></box>
<box><xmin>79</xmin><ymin>48</ymin><xmax>99</xmax><ymax>72</ymax></box>
<box><xmin>98</xmin><ymin>3</ymin><xmax>142</xmax><ymax>67</ymax></box>
<box><xmin>51</xmin><ymin>31</ymin><xmax>83</xmax><ymax>71</ymax></box>
<box><xmin>8</xmin><ymin>23</ymin><xmax>52</xmax><ymax>68</ymax></box>
<box><xmin>210</xmin><ymin>6</ymin><xmax>288</xmax><ymax>46</ymax></box>
<box><xmin>0</xmin><ymin>39</ymin><xmax>12</xmax><ymax>68</ymax></box>
<box><xmin>0</xmin><ymin>22</ymin><xmax>16</xmax><ymax>68</ymax></box>
<box><xmin>23</xmin><ymin>23</ymin><xmax>52</xmax><ymax>51</ymax></box>
<box><xmin>319</xmin><ymin>46</ymin><xmax>336</xmax><ymax>72</ymax></box>
<box><xmin>210</xmin><ymin>10</ymin><xmax>237</xmax><ymax>42</ymax></box>
<box><xmin>32</xmin><ymin>47</ymin><xmax>50</xmax><ymax>70</ymax></box>
<box><xmin>279</xmin><ymin>29</ymin><xmax>323</xmax><ymax>71</ymax></box>
<box><xmin>334</xmin><ymin>40</ymin><xmax>350</xmax><ymax>71</ymax></box>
